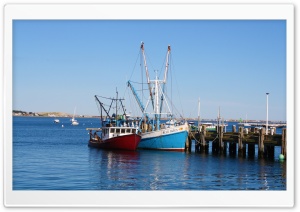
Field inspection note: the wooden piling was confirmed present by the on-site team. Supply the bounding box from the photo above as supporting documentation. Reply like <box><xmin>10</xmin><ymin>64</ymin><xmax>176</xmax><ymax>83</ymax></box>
<box><xmin>212</xmin><ymin>140</ymin><xmax>219</xmax><ymax>154</ymax></box>
<box><xmin>219</xmin><ymin>126</ymin><xmax>225</xmax><ymax>154</ymax></box>
<box><xmin>200</xmin><ymin>125</ymin><xmax>209</xmax><ymax>153</ymax></box>
<box><xmin>212</xmin><ymin>125</ymin><xmax>219</xmax><ymax>154</ymax></box>
<box><xmin>185</xmin><ymin>136</ymin><xmax>191</xmax><ymax>152</ymax></box>
<box><xmin>229</xmin><ymin>142</ymin><xmax>237</xmax><ymax>155</ymax></box>
<box><xmin>232</xmin><ymin>125</ymin><xmax>236</xmax><ymax>133</ymax></box>
<box><xmin>258</xmin><ymin>128</ymin><xmax>265</xmax><ymax>158</ymax></box>
<box><xmin>195</xmin><ymin>131</ymin><xmax>200</xmax><ymax>152</ymax></box>
<box><xmin>281</xmin><ymin>128</ymin><xmax>287</xmax><ymax>158</ymax></box>
<box><xmin>248</xmin><ymin>144</ymin><xmax>255</xmax><ymax>158</ymax></box>
<box><xmin>189</xmin><ymin>124</ymin><xmax>286</xmax><ymax>159</ymax></box>
<box><xmin>185</xmin><ymin>136</ymin><xmax>189</xmax><ymax>152</ymax></box>
<box><xmin>238</xmin><ymin>127</ymin><xmax>243</xmax><ymax>154</ymax></box>
<box><xmin>264</xmin><ymin>145</ymin><xmax>275</xmax><ymax>159</ymax></box>
<box><xmin>238</xmin><ymin>127</ymin><xmax>246</xmax><ymax>157</ymax></box>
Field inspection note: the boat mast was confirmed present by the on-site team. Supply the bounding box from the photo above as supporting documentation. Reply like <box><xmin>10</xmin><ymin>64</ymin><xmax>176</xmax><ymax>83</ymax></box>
<box><xmin>119</xmin><ymin>98</ymin><xmax>127</xmax><ymax>120</ymax></box>
<box><xmin>217</xmin><ymin>106</ymin><xmax>220</xmax><ymax>130</ymax></box>
<box><xmin>198</xmin><ymin>97</ymin><xmax>200</xmax><ymax>128</ymax></box>
<box><xmin>159</xmin><ymin>45</ymin><xmax>171</xmax><ymax>119</ymax></box>
<box><xmin>155</xmin><ymin>72</ymin><xmax>160</xmax><ymax>129</ymax></box>
<box><xmin>141</xmin><ymin>42</ymin><xmax>154</xmax><ymax>110</ymax></box>
<box><xmin>73</xmin><ymin>106</ymin><xmax>76</xmax><ymax>121</ymax></box>
<box><xmin>131</xmin><ymin>42</ymin><xmax>174</xmax><ymax>131</ymax></box>
<box><xmin>163</xmin><ymin>45</ymin><xmax>171</xmax><ymax>83</ymax></box>
<box><xmin>116</xmin><ymin>88</ymin><xmax>118</xmax><ymax>126</ymax></box>
<box><xmin>95</xmin><ymin>95</ymin><xmax>110</xmax><ymax>125</ymax></box>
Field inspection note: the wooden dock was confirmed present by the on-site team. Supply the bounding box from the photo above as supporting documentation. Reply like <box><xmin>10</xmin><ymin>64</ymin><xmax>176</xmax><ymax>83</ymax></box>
<box><xmin>186</xmin><ymin>125</ymin><xmax>287</xmax><ymax>159</ymax></box>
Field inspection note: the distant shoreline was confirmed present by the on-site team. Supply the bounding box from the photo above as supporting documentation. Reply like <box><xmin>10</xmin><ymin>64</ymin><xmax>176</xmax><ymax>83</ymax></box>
<box><xmin>13</xmin><ymin>115</ymin><xmax>98</xmax><ymax>118</ymax></box>
<box><xmin>12</xmin><ymin>110</ymin><xmax>286</xmax><ymax>123</ymax></box>
<box><xmin>12</xmin><ymin>115</ymin><xmax>286</xmax><ymax>123</ymax></box>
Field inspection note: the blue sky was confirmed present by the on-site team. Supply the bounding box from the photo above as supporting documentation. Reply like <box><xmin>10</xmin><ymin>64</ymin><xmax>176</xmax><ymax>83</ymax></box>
<box><xmin>13</xmin><ymin>20</ymin><xmax>286</xmax><ymax>121</ymax></box>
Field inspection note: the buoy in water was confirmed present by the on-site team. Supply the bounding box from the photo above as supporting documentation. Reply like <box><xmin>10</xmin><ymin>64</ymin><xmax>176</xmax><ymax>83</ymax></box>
<box><xmin>279</xmin><ymin>154</ymin><xmax>285</xmax><ymax>160</ymax></box>
<box><xmin>62</xmin><ymin>125</ymin><xmax>64</xmax><ymax>128</ymax></box>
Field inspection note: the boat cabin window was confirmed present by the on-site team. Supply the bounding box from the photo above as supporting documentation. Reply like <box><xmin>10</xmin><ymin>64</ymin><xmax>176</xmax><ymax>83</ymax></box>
<box><xmin>104</xmin><ymin>129</ymin><xmax>108</xmax><ymax>135</ymax></box>
<box><xmin>110</xmin><ymin>128</ymin><xmax>115</xmax><ymax>133</ymax></box>
<box><xmin>121</xmin><ymin>129</ymin><xmax>125</xmax><ymax>134</ymax></box>
<box><xmin>116</xmin><ymin>128</ymin><xmax>120</xmax><ymax>133</ymax></box>
<box><xmin>132</xmin><ymin>129</ymin><xmax>136</xmax><ymax>134</ymax></box>
<box><xmin>126</xmin><ymin>129</ymin><xmax>131</xmax><ymax>133</ymax></box>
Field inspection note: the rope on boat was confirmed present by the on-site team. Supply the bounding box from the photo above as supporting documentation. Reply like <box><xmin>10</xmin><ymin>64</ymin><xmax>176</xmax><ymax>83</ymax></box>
<box><xmin>190</xmin><ymin>130</ymin><xmax>219</xmax><ymax>145</ymax></box>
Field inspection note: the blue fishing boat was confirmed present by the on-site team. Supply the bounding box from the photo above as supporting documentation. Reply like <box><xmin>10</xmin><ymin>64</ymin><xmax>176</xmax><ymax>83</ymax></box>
<box><xmin>127</xmin><ymin>42</ymin><xmax>189</xmax><ymax>151</ymax></box>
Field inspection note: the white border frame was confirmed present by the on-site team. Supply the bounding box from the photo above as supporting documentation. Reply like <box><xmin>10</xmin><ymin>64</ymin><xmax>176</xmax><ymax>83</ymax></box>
<box><xmin>3</xmin><ymin>3</ymin><xmax>294</xmax><ymax>207</ymax></box>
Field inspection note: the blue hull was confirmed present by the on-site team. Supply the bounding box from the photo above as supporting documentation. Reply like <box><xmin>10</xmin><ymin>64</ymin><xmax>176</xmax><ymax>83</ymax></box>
<box><xmin>138</xmin><ymin>130</ymin><xmax>188</xmax><ymax>151</ymax></box>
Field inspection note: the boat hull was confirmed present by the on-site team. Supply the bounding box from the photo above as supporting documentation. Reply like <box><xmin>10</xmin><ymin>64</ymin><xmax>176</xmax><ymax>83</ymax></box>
<box><xmin>138</xmin><ymin>125</ymin><xmax>189</xmax><ymax>151</ymax></box>
<box><xmin>88</xmin><ymin>134</ymin><xmax>141</xmax><ymax>151</ymax></box>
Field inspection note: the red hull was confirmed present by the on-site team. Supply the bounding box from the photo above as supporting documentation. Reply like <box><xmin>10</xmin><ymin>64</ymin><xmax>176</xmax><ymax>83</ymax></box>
<box><xmin>88</xmin><ymin>134</ymin><xmax>141</xmax><ymax>151</ymax></box>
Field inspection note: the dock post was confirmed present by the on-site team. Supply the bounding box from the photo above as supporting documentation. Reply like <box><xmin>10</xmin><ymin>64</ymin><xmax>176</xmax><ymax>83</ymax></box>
<box><xmin>200</xmin><ymin>125</ymin><xmax>208</xmax><ymax>153</ymax></box>
<box><xmin>238</xmin><ymin>126</ymin><xmax>245</xmax><ymax>157</ymax></box>
<box><xmin>195</xmin><ymin>131</ymin><xmax>200</xmax><ymax>152</ymax></box>
<box><xmin>254</xmin><ymin>127</ymin><xmax>258</xmax><ymax>133</ymax></box>
<box><xmin>281</xmin><ymin>128</ymin><xmax>287</xmax><ymax>159</ymax></box>
<box><xmin>219</xmin><ymin>126</ymin><xmax>225</xmax><ymax>154</ymax></box>
<box><xmin>212</xmin><ymin>140</ymin><xmax>219</xmax><ymax>154</ymax></box>
<box><xmin>248</xmin><ymin>143</ymin><xmax>255</xmax><ymax>158</ymax></box>
<box><xmin>185</xmin><ymin>136</ymin><xmax>192</xmax><ymax>152</ymax></box>
<box><xmin>230</xmin><ymin>125</ymin><xmax>236</xmax><ymax>155</ymax></box>
<box><xmin>232</xmin><ymin>125</ymin><xmax>236</xmax><ymax>133</ymax></box>
<box><xmin>258</xmin><ymin>128</ymin><xmax>265</xmax><ymax>158</ymax></box>
<box><xmin>272</xmin><ymin>127</ymin><xmax>276</xmax><ymax>135</ymax></box>
<box><xmin>212</xmin><ymin>126</ymin><xmax>219</xmax><ymax>154</ymax></box>
<box><xmin>264</xmin><ymin>145</ymin><xmax>275</xmax><ymax>159</ymax></box>
<box><xmin>223</xmin><ymin>140</ymin><xmax>227</xmax><ymax>155</ymax></box>
<box><xmin>229</xmin><ymin>142</ymin><xmax>236</xmax><ymax>155</ymax></box>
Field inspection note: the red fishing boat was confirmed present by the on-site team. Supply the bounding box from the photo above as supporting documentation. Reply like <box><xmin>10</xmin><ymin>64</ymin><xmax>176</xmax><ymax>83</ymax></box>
<box><xmin>88</xmin><ymin>127</ymin><xmax>141</xmax><ymax>151</ymax></box>
<box><xmin>87</xmin><ymin>91</ymin><xmax>141</xmax><ymax>151</ymax></box>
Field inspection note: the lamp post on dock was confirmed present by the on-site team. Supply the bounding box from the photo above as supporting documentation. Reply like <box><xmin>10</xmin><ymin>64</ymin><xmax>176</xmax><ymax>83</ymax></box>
<box><xmin>266</xmin><ymin>92</ymin><xmax>269</xmax><ymax>135</ymax></box>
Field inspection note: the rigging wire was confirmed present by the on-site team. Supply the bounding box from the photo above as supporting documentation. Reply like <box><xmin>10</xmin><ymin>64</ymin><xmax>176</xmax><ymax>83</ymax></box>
<box><xmin>128</xmin><ymin>51</ymin><xmax>141</xmax><ymax>82</ymax></box>
<box><xmin>121</xmin><ymin>50</ymin><xmax>141</xmax><ymax>100</ymax></box>
<box><xmin>126</xmin><ymin>43</ymin><xmax>186</xmax><ymax>122</ymax></box>
<box><xmin>169</xmin><ymin>53</ymin><xmax>185</xmax><ymax>119</ymax></box>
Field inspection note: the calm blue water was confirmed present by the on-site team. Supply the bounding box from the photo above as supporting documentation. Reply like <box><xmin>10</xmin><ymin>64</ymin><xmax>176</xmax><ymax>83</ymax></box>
<box><xmin>13</xmin><ymin>117</ymin><xmax>286</xmax><ymax>190</ymax></box>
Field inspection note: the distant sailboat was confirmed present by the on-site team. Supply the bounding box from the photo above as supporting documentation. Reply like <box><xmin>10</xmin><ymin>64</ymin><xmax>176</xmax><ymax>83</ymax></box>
<box><xmin>71</xmin><ymin>107</ymin><xmax>79</xmax><ymax>125</ymax></box>
<box><xmin>54</xmin><ymin>119</ymin><xmax>60</xmax><ymax>124</ymax></box>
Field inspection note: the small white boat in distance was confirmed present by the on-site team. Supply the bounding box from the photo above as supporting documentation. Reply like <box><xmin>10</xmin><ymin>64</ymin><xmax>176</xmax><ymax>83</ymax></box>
<box><xmin>71</xmin><ymin>119</ymin><xmax>79</xmax><ymax>125</ymax></box>
<box><xmin>238</xmin><ymin>122</ymin><xmax>251</xmax><ymax>127</ymax></box>
<box><xmin>54</xmin><ymin>119</ymin><xmax>60</xmax><ymax>123</ymax></box>
<box><xmin>201</xmin><ymin>122</ymin><xmax>217</xmax><ymax>131</ymax></box>
<box><xmin>71</xmin><ymin>107</ymin><xmax>79</xmax><ymax>125</ymax></box>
